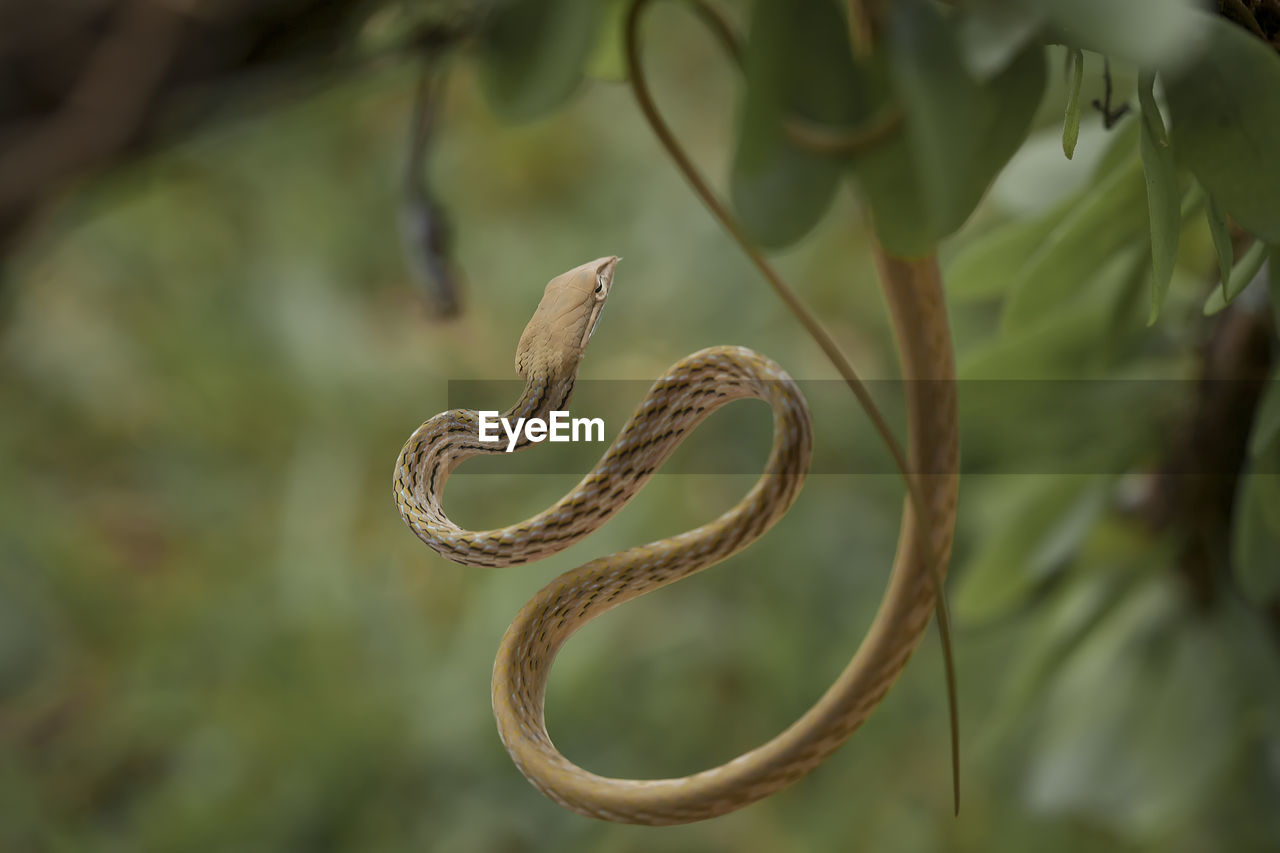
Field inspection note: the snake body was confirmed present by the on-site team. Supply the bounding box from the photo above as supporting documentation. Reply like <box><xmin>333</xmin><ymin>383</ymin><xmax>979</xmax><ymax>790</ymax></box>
<box><xmin>393</xmin><ymin>254</ymin><xmax>958</xmax><ymax>824</ymax></box>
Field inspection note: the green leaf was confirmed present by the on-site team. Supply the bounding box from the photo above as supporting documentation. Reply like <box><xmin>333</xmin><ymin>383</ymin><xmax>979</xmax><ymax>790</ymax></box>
<box><xmin>956</xmin><ymin>0</ymin><xmax>1046</xmax><ymax>80</ymax></box>
<box><xmin>848</xmin><ymin>139</ymin><xmax>934</xmax><ymax>257</ymax></box>
<box><xmin>1232</xmin><ymin>445</ymin><xmax>1280</xmax><ymax>604</ymax></box>
<box><xmin>1002</xmin><ymin>154</ymin><xmax>1148</xmax><ymax>331</ymax></box>
<box><xmin>946</xmin><ymin>198</ymin><xmax>1072</xmax><ymax>301</ymax></box>
<box><xmin>1090</xmin><ymin>116</ymin><xmax>1141</xmax><ymax>184</ymax></box>
<box><xmin>1062</xmin><ymin>48</ymin><xmax>1083</xmax><ymax>159</ymax></box>
<box><xmin>729</xmin><ymin>0</ymin><xmax>858</xmax><ymax>248</ymax></box>
<box><xmin>1137</xmin><ymin>72</ymin><xmax>1180</xmax><ymax>324</ymax></box>
<box><xmin>888</xmin><ymin>0</ymin><xmax>1046</xmax><ymax>239</ymax></box>
<box><xmin>962</xmin><ymin>301</ymin><xmax>1105</xmax><ymax>380</ymax></box>
<box><xmin>1203</xmin><ymin>239</ymin><xmax>1267</xmax><ymax>315</ymax></box>
<box><xmin>954</xmin><ymin>475</ymin><xmax>1110</xmax><ymax>625</ymax></box>
<box><xmin>1028</xmin><ymin>0</ymin><xmax>1202</xmax><ymax>67</ymax></box>
<box><xmin>842</xmin><ymin>47</ymin><xmax>934</xmax><ymax>257</ymax></box>
<box><xmin>1249</xmin><ymin>367</ymin><xmax>1280</xmax><ymax>460</ymax></box>
<box><xmin>962</xmin><ymin>298</ymin><xmax>1109</xmax><ymax>380</ymax></box>
<box><xmin>983</xmin><ymin>521</ymin><xmax>1160</xmax><ymax>748</ymax></box>
<box><xmin>1165</xmin><ymin>13</ymin><xmax>1280</xmax><ymax>243</ymax></box>
<box><xmin>476</xmin><ymin>0</ymin><xmax>604</xmax><ymax>122</ymax></box>
<box><xmin>1205</xmin><ymin>193</ymin><xmax>1234</xmax><ymax>298</ymax></box>
<box><xmin>963</xmin><ymin>244</ymin><xmax>1151</xmax><ymax>380</ymax></box>
<box><xmin>960</xmin><ymin>304</ymin><xmax>1168</xmax><ymax>478</ymax></box>
<box><xmin>1028</xmin><ymin>576</ymin><xmax>1233</xmax><ymax>836</ymax></box>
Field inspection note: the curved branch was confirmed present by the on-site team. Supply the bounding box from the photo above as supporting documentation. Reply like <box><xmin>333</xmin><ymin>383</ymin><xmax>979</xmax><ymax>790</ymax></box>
<box><xmin>624</xmin><ymin>0</ymin><xmax>960</xmax><ymax>814</ymax></box>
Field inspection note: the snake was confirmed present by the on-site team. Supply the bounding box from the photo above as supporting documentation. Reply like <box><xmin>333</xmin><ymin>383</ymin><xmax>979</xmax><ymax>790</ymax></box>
<box><xmin>392</xmin><ymin>254</ymin><xmax>958</xmax><ymax>825</ymax></box>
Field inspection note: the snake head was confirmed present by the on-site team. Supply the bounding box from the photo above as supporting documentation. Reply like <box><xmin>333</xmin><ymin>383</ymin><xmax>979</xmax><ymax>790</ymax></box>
<box><xmin>515</xmin><ymin>256</ymin><xmax>618</xmax><ymax>380</ymax></box>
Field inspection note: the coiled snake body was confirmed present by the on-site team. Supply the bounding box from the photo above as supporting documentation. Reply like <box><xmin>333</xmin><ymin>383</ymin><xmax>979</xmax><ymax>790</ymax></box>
<box><xmin>393</xmin><ymin>255</ymin><xmax>958</xmax><ymax>825</ymax></box>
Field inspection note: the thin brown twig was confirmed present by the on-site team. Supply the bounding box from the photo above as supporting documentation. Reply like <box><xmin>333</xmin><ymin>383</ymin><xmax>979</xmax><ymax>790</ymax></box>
<box><xmin>400</xmin><ymin>62</ymin><xmax>463</xmax><ymax>318</ymax></box>
<box><xmin>785</xmin><ymin>109</ymin><xmax>903</xmax><ymax>155</ymax></box>
<box><xmin>1091</xmin><ymin>56</ymin><xmax>1131</xmax><ymax>129</ymax></box>
<box><xmin>0</xmin><ymin>0</ymin><xmax>188</xmax><ymax>223</ymax></box>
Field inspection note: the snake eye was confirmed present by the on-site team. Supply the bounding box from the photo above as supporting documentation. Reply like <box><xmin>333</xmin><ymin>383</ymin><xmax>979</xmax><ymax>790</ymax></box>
<box><xmin>593</xmin><ymin>275</ymin><xmax>607</xmax><ymax>298</ymax></box>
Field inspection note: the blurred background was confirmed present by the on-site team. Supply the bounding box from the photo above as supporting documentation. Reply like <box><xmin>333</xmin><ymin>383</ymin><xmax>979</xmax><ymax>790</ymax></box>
<box><xmin>2</xmin><ymin>1</ymin><xmax>1279</xmax><ymax>851</ymax></box>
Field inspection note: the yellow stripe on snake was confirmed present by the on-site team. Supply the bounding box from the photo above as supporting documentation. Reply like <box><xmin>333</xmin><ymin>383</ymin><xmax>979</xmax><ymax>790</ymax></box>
<box><xmin>393</xmin><ymin>255</ymin><xmax>958</xmax><ymax>825</ymax></box>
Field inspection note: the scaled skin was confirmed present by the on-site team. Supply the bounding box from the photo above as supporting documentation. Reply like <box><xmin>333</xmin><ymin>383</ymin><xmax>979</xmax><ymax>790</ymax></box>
<box><xmin>515</xmin><ymin>256</ymin><xmax>618</xmax><ymax>381</ymax></box>
<box><xmin>392</xmin><ymin>254</ymin><xmax>958</xmax><ymax>825</ymax></box>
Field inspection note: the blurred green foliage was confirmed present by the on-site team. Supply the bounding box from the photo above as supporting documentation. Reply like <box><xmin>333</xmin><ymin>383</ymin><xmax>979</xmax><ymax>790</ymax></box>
<box><xmin>3</xmin><ymin>1</ymin><xmax>1280</xmax><ymax>851</ymax></box>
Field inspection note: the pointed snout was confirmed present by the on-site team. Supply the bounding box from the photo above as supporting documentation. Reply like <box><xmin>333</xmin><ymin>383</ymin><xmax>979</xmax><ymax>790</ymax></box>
<box><xmin>598</xmin><ymin>256</ymin><xmax>620</xmax><ymax>280</ymax></box>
